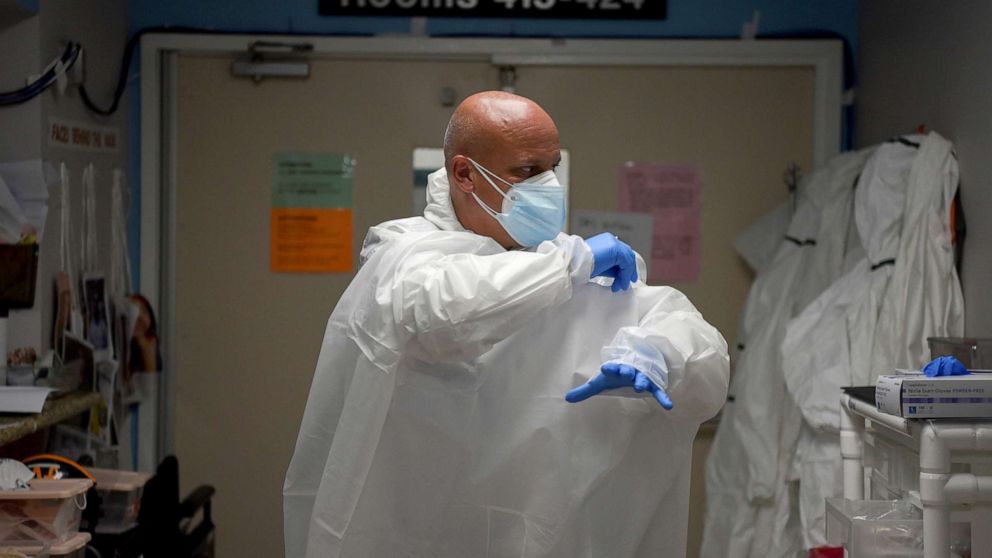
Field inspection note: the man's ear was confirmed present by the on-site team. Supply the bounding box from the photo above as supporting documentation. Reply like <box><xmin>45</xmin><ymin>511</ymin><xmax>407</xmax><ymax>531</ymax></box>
<box><xmin>450</xmin><ymin>156</ymin><xmax>475</xmax><ymax>194</ymax></box>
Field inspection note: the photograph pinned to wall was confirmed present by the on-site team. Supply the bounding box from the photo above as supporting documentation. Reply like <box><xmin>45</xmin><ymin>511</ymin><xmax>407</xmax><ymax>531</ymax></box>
<box><xmin>83</xmin><ymin>274</ymin><xmax>113</xmax><ymax>361</ymax></box>
<box><xmin>126</xmin><ymin>294</ymin><xmax>161</xmax><ymax>374</ymax></box>
<box><xmin>617</xmin><ymin>163</ymin><xmax>702</xmax><ymax>283</ymax></box>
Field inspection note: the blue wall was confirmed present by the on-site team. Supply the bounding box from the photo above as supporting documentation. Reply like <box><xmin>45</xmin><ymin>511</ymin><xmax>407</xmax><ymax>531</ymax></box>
<box><xmin>126</xmin><ymin>0</ymin><xmax>858</xmax><ymax>287</ymax></box>
<box><xmin>17</xmin><ymin>0</ymin><xmax>39</xmax><ymax>14</ymax></box>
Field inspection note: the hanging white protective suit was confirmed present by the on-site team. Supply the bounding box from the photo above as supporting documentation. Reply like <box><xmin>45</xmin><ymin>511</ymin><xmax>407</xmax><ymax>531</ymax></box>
<box><xmin>283</xmin><ymin>168</ymin><xmax>729</xmax><ymax>558</ymax></box>
<box><xmin>701</xmin><ymin>147</ymin><xmax>873</xmax><ymax>558</ymax></box>
<box><xmin>700</xmin><ymin>205</ymin><xmax>790</xmax><ymax>558</ymax></box>
<box><xmin>781</xmin><ymin>132</ymin><xmax>964</xmax><ymax>549</ymax></box>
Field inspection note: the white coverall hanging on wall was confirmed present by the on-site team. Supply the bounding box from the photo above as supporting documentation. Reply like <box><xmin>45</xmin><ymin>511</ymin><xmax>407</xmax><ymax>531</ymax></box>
<box><xmin>283</xmin><ymin>168</ymin><xmax>729</xmax><ymax>558</ymax></box>
<box><xmin>781</xmin><ymin>132</ymin><xmax>964</xmax><ymax>548</ymax></box>
<box><xmin>701</xmin><ymin>147</ymin><xmax>873</xmax><ymax>558</ymax></box>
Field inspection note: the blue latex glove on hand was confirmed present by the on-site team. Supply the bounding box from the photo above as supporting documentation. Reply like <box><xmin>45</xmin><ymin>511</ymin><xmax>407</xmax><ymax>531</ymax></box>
<box><xmin>585</xmin><ymin>233</ymin><xmax>638</xmax><ymax>292</ymax></box>
<box><xmin>565</xmin><ymin>363</ymin><xmax>673</xmax><ymax>410</ymax></box>
<box><xmin>923</xmin><ymin>355</ymin><xmax>969</xmax><ymax>377</ymax></box>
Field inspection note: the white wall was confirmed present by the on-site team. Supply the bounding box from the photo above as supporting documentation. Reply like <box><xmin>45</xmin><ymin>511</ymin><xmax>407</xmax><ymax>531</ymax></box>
<box><xmin>857</xmin><ymin>1</ymin><xmax>992</xmax><ymax>336</ymax></box>
<box><xmin>1</xmin><ymin>0</ymin><xmax>129</xmax><ymax>353</ymax></box>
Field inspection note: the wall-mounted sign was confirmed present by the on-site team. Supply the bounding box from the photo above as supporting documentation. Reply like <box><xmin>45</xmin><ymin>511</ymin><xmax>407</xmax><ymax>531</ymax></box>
<box><xmin>319</xmin><ymin>0</ymin><xmax>665</xmax><ymax>19</ymax></box>
<box><xmin>617</xmin><ymin>163</ymin><xmax>701</xmax><ymax>284</ymax></box>
<box><xmin>48</xmin><ymin>118</ymin><xmax>120</xmax><ymax>153</ymax></box>
<box><xmin>271</xmin><ymin>152</ymin><xmax>355</xmax><ymax>273</ymax></box>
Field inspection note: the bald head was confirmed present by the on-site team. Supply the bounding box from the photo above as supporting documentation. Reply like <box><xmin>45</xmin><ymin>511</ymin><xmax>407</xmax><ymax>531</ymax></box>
<box><xmin>442</xmin><ymin>91</ymin><xmax>562</xmax><ymax>249</ymax></box>
<box><xmin>443</xmin><ymin>91</ymin><xmax>558</xmax><ymax>175</ymax></box>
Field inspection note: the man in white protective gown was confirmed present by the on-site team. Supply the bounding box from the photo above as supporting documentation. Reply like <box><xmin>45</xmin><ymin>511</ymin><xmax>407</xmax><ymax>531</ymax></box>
<box><xmin>283</xmin><ymin>91</ymin><xmax>729</xmax><ymax>558</ymax></box>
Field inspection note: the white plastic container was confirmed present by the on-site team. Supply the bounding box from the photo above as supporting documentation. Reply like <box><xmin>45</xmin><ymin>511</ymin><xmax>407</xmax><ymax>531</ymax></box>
<box><xmin>825</xmin><ymin>498</ymin><xmax>925</xmax><ymax>556</ymax></box>
<box><xmin>89</xmin><ymin>468</ymin><xmax>152</xmax><ymax>533</ymax></box>
<box><xmin>0</xmin><ymin>479</ymin><xmax>92</xmax><ymax>546</ymax></box>
<box><xmin>6</xmin><ymin>364</ymin><xmax>36</xmax><ymax>386</ymax></box>
<box><xmin>825</xmin><ymin>498</ymin><xmax>970</xmax><ymax>557</ymax></box>
<box><xmin>15</xmin><ymin>531</ymin><xmax>92</xmax><ymax>557</ymax></box>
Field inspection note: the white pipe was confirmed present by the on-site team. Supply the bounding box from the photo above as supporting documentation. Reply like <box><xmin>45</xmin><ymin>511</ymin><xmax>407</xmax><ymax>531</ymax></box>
<box><xmin>845</xmin><ymin>392</ymin><xmax>912</xmax><ymax>434</ymax></box>
<box><xmin>921</xmin><ymin>471</ymin><xmax>951</xmax><ymax>558</ymax></box>
<box><xmin>920</xmin><ymin>422</ymin><xmax>992</xmax><ymax>558</ymax></box>
<box><xmin>934</xmin><ymin>424</ymin><xmax>992</xmax><ymax>453</ymax></box>
<box><xmin>921</xmin><ymin>424</ymin><xmax>951</xmax><ymax>558</ymax></box>
<box><xmin>841</xmin><ymin>432</ymin><xmax>863</xmax><ymax>500</ymax></box>
<box><xmin>944</xmin><ymin>474</ymin><xmax>992</xmax><ymax>558</ymax></box>
<box><xmin>840</xmin><ymin>395</ymin><xmax>865</xmax><ymax>499</ymax></box>
<box><xmin>921</xmin><ymin>423</ymin><xmax>951</xmax><ymax>472</ymax></box>
<box><xmin>943</xmin><ymin>473</ymin><xmax>992</xmax><ymax>503</ymax></box>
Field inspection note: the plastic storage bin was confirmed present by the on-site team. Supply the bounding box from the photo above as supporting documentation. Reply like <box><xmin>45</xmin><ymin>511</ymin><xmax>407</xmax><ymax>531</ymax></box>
<box><xmin>89</xmin><ymin>468</ymin><xmax>152</xmax><ymax>533</ymax></box>
<box><xmin>14</xmin><ymin>531</ymin><xmax>92</xmax><ymax>557</ymax></box>
<box><xmin>825</xmin><ymin>498</ymin><xmax>970</xmax><ymax>557</ymax></box>
<box><xmin>826</xmin><ymin>498</ymin><xmax>924</xmax><ymax>556</ymax></box>
<box><xmin>0</xmin><ymin>479</ymin><xmax>92</xmax><ymax>546</ymax></box>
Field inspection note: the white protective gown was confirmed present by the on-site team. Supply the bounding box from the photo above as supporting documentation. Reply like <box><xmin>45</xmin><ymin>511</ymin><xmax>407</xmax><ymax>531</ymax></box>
<box><xmin>701</xmin><ymin>147</ymin><xmax>873</xmax><ymax>558</ymax></box>
<box><xmin>781</xmin><ymin>132</ymin><xmax>964</xmax><ymax>548</ymax></box>
<box><xmin>283</xmin><ymin>168</ymin><xmax>729</xmax><ymax>558</ymax></box>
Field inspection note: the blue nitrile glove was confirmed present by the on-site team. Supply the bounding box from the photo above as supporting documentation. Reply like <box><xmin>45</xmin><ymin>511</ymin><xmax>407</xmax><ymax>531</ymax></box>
<box><xmin>923</xmin><ymin>355</ymin><xmax>969</xmax><ymax>377</ymax></box>
<box><xmin>565</xmin><ymin>363</ymin><xmax>673</xmax><ymax>410</ymax></box>
<box><xmin>585</xmin><ymin>233</ymin><xmax>638</xmax><ymax>292</ymax></box>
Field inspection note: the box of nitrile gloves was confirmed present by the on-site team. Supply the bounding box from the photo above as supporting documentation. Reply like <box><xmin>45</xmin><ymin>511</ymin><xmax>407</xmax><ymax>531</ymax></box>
<box><xmin>876</xmin><ymin>372</ymin><xmax>992</xmax><ymax>418</ymax></box>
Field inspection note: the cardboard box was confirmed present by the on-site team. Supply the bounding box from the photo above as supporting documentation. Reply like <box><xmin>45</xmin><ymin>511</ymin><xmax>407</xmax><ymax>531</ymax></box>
<box><xmin>876</xmin><ymin>372</ymin><xmax>992</xmax><ymax>418</ymax></box>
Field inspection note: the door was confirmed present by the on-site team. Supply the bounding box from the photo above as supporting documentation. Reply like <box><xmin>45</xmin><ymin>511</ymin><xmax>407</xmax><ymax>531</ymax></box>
<box><xmin>174</xmin><ymin>54</ymin><xmax>813</xmax><ymax>556</ymax></box>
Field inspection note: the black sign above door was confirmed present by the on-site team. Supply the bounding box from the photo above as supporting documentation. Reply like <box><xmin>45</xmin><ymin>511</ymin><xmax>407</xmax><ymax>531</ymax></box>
<box><xmin>319</xmin><ymin>0</ymin><xmax>665</xmax><ymax>20</ymax></box>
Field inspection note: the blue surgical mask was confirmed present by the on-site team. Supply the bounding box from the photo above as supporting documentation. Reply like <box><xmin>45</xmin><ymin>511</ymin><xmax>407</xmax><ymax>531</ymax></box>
<box><xmin>467</xmin><ymin>157</ymin><xmax>566</xmax><ymax>247</ymax></box>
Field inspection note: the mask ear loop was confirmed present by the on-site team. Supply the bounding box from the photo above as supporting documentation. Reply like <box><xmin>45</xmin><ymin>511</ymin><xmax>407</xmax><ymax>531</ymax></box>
<box><xmin>466</xmin><ymin>158</ymin><xmax>515</xmax><ymax>217</ymax></box>
<box><xmin>467</xmin><ymin>159</ymin><xmax>516</xmax><ymax>197</ymax></box>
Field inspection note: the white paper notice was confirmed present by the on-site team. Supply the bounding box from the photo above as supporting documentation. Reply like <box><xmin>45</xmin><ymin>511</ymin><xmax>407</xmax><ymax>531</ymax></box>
<box><xmin>0</xmin><ymin>176</ymin><xmax>26</xmax><ymax>242</ymax></box>
<box><xmin>570</xmin><ymin>210</ymin><xmax>654</xmax><ymax>274</ymax></box>
<box><xmin>0</xmin><ymin>387</ymin><xmax>54</xmax><ymax>413</ymax></box>
<box><xmin>0</xmin><ymin>160</ymin><xmax>54</xmax><ymax>243</ymax></box>
<box><xmin>617</xmin><ymin>163</ymin><xmax>702</xmax><ymax>283</ymax></box>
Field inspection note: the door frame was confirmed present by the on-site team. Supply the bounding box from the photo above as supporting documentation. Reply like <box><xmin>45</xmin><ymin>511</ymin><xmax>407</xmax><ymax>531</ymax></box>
<box><xmin>140</xmin><ymin>33</ymin><xmax>842</xmax><ymax>463</ymax></box>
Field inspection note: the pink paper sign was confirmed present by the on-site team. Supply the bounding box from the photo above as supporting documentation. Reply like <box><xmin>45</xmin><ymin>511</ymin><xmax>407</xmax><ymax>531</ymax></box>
<box><xmin>618</xmin><ymin>163</ymin><xmax>701</xmax><ymax>283</ymax></box>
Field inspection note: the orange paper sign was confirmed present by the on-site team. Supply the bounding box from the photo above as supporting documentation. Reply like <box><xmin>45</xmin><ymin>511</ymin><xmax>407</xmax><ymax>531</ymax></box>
<box><xmin>270</xmin><ymin>208</ymin><xmax>353</xmax><ymax>273</ymax></box>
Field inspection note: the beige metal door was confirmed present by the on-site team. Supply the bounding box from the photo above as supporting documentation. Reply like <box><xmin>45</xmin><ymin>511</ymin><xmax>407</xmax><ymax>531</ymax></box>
<box><xmin>174</xmin><ymin>55</ymin><xmax>812</xmax><ymax>557</ymax></box>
